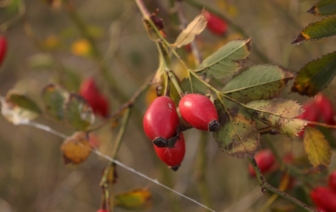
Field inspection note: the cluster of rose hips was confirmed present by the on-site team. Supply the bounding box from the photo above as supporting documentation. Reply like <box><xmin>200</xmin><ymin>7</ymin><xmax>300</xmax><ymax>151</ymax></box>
<box><xmin>0</xmin><ymin>36</ymin><xmax>7</xmax><ymax>67</ymax></box>
<box><xmin>297</xmin><ymin>93</ymin><xmax>335</xmax><ymax>136</ymax></box>
<box><xmin>143</xmin><ymin>94</ymin><xmax>219</xmax><ymax>170</ymax></box>
<box><xmin>310</xmin><ymin>171</ymin><xmax>336</xmax><ymax>212</ymax></box>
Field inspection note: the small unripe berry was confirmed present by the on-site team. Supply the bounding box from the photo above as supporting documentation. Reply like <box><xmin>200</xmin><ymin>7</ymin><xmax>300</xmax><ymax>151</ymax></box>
<box><xmin>179</xmin><ymin>94</ymin><xmax>219</xmax><ymax>131</ymax></box>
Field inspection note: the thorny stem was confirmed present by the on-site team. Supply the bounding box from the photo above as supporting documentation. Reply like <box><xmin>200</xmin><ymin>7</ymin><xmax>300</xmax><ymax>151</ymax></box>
<box><xmin>183</xmin><ymin>0</ymin><xmax>270</xmax><ymax>63</ymax></box>
<box><xmin>247</xmin><ymin>157</ymin><xmax>316</xmax><ymax>212</ymax></box>
<box><xmin>100</xmin><ymin>108</ymin><xmax>132</xmax><ymax>212</ymax></box>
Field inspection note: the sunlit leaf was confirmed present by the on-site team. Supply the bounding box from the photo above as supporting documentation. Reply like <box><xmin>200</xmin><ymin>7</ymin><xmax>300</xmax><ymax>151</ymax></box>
<box><xmin>213</xmin><ymin>98</ymin><xmax>260</xmax><ymax>157</ymax></box>
<box><xmin>41</xmin><ymin>84</ymin><xmax>68</xmax><ymax>121</ymax></box>
<box><xmin>291</xmin><ymin>51</ymin><xmax>336</xmax><ymax>96</ymax></box>
<box><xmin>246</xmin><ymin>99</ymin><xmax>303</xmax><ymax>118</ymax></box>
<box><xmin>291</xmin><ymin>16</ymin><xmax>336</xmax><ymax>44</ymax></box>
<box><xmin>1</xmin><ymin>91</ymin><xmax>42</xmax><ymax>125</ymax></box>
<box><xmin>303</xmin><ymin>127</ymin><xmax>331</xmax><ymax>172</ymax></box>
<box><xmin>173</xmin><ymin>11</ymin><xmax>207</xmax><ymax>48</ymax></box>
<box><xmin>247</xmin><ymin>99</ymin><xmax>306</xmax><ymax>137</ymax></box>
<box><xmin>194</xmin><ymin>39</ymin><xmax>251</xmax><ymax>79</ymax></box>
<box><xmin>114</xmin><ymin>188</ymin><xmax>152</xmax><ymax>210</ymax></box>
<box><xmin>64</xmin><ymin>94</ymin><xmax>94</xmax><ymax>130</ymax></box>
<box><xmin>308</xmin><ymin>0</ymin><xmax>336</xmax><ymax>16</ymax></box>
<box><xmin>222</xmin><ymin>65</ymin><xmax>294</xmax><ymax>103</ymax></box>
<box><xmin>61</xmin><ymin>132</ymin><xmax>92</xmax><ymax>165</ymax></box>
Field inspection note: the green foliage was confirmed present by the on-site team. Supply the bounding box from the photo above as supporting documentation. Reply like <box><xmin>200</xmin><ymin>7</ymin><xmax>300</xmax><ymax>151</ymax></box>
<box><xmin>291</xmin><ymin>51</ymin><xmax>336</xmax><ymax>96</ymax></box>
<box><xmin>308</xmin><ymin>0</ymin><xmax>336</xmax><ymax>16</ymax></box>
<box><xmin>64</xmin><ymin>94</ymin><xmax>94</xmax><ymax>131</ymax></box>
<box><xmin>114</xmin><ymin>188</ymin><xmax>152</xmax><ymax>210</ymax></box>
<box><xmin>292</xmin><ymin>16</ymin><xmax>336</xmax><ymax>44</ymax></box>
<box><xmin>194</xmin><ymin>39</ymin><xmax>251</xmax><ymax>79</ymax></box>
<box><xmin>222</xmin><ymin>65</ymin><xmax>294</xmax><ymax>103</ymax></box>
<box><xmin>41</xmin><ymin>84</ymin><xmax>68</xmax><ymax>121</ymax></box>
<box><xmin>213</xmin><ymin>98</ymin><xmax>260</xmax><ymax>157</ymax></box>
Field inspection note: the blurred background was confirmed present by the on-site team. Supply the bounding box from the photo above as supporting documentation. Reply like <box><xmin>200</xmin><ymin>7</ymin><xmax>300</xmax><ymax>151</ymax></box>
<box><xmin>0</xmin><ymin>0</ymin><xmax>336</xmax><ymax>211</ymax></box>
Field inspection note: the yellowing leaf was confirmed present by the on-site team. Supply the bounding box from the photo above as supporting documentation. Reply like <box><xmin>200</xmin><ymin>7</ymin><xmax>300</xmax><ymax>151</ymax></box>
<box><xmin>173</xmin><ymin>11</ymin><xmax>207</xmax><ymax>48</ymax></box>
<box><xmin>213</xmin><ymin>98</ymin><xmax>260</xmax><ymax>157</ymax></box>
<box><xmin>1</xmin><ymin>91</ymin><xmax>42</xmax><ymax>125</ymax></box>
<box><xmin>303</xmin><ymin>127</ymin><xmax>331</xmax><ymax>172</ymax></box>
<box><xmin>114</xmin><ymin>188</ymin><xmax>152</xmax><ymax>210</ymax></box>
<box><xmin>61</xmin><ymin>132</ymin><xmax>92</xmax><ymax>165</ymax></box>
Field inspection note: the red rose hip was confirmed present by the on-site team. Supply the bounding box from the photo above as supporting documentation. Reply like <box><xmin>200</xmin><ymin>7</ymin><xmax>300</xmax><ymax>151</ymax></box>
<box><xmin>143</xmin><ymin>96</ymin><xmax>179</xmax><ymax>147</ymax></box>
<box><xmin>248</xmin><ymin>149</ymin><xmax>275</xmax><ymax>177</ymax></box>
<box><xmin>314</xmin><ymin>94</ymin><xmax>335</xmax><ymax>125</ymax></box>
<box><xmin>154</xmin><ymin>133</ymin><xmax>186</xmax><ymax>171</ymax></box>
<box><xmin>204</xmin><ymin>11</ymin><xmax>228</xmax><ymax>36</ymax></box>
<box><xmin>328</xmin><ymin>171</ymin><xmax>336</xmax><ymax>191</ymax></box>
<box><xmin>310</xmin><ymin>187</ymin><xmax>336</xmax><ymax>211</ymax></box>
<box><xmin>0</xmin><ymin>36</ymin><xmax>7</xmax><ymax>67</ymax></box>
<box><xmin>179</xmin><ymin>94</ymin><xmax>219</xmax><ymax>131</ymax></box>
<box><xmin>79</xmin><ymin>78</ymin><xmax>110</xmax><ymax>117</ymax></box>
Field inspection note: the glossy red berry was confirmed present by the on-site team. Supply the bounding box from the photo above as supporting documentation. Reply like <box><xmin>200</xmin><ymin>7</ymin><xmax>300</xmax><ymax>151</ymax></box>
<box><xmin>79</xmin><ymin>78</ymin><xmax>109</xmax><ymax>117</ymax></box>
<box><xmin>315</xmin><ymin>94</ymin><xmax>335</xmax><ymax>125</ymax></box>
<box><xmin>328</xmin><ymin>171</ymin><xmax>336</xmax><ymax>191</ymax></box>
<box><xmin>154</xmin><ymin>133</ymin><xmax>185</xmax><ymax>171</ymax></box>
<box><xmin>248</xmin><ymin>149</ymin><xmax>275</xmax><ymax>177</ymax></box>
<box><xmin>0</xmin><ymin>36</ymin><xmax>7</xmax><ymax>67</ymax></box>
<box><xmin>179</xmin><ymin>94</ymin><xmax>219</xmax><ymax>131</ymax></box>
<box><xmin>143</xmin><ymin>96</ymin><xmax>179</xmax><ymax>147</ymax></box>
<box><xmin>204</xmin><ymin>11</ymin><xmax>228</xmax><ymax>36</ymax></box>
<box><xmin>310</xmin><ymin>187</ymin><xmax>336</xmax><ymax>211</ymax></box>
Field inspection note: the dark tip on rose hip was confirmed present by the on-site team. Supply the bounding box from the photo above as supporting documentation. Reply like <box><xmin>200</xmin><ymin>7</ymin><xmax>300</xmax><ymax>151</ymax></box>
<box><xmin>171</xmin><ymin>165</ymin><xmax>180</xmax><ymax>171</ymax></box>
<box><xmin>208</xmin><ymin>120</ymin><xmax>220</xmax><ymax>132</ymax></box>
<box><xmin>153</xmin><ymin>137</ymin><xmax>168</xmax><ymax>148</ymax></box>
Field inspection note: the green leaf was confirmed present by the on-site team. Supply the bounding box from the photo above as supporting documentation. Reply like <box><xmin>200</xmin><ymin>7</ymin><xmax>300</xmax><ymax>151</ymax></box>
<box><xmin>291</xmin><ymin>51</ymin><xmax>336</xmax><ymax>96</ymax></box>
<box><xmin>213</xmin><ymin>98</ymin><xmax>260</xmax><ymax>157</ymax></box>
<box><xmin>1</xmin><ymin>91</ymin><xmax>42</xmax><ymax>125</ymax></box>
<box><xmin>194</xmin><ymin>39</ymin><xmax>251</xmax><ymax>79</ymax></box>
<box><xmin>180</xmin><ymin>73</ymin><xmax>208</xmax><ymax>94</ymax></box>
<box><xmin>307</xmin><ymin>0</ymin><xmax>336</xmax><ymax>16</ymax></box>
<box><xmin>246</xmin><ymin>99</ymin><xmax>306</xmax><ymax>137</ymax></box>
<box><xmin>41</xmin><ymin>84</ymin><xmax>68</xmax><ymax>121</ymax></box>
<box><xmin>173</xmin><ymin>11</ymin><xmax>207</xmax><ymax>48</ymax></box>
<box><xmin>303</xmin><ymin>127</ymin><xmax>331</xmax><ymax>172</ymax></box>
<box><xmin>291</xmin><ymin>16</ymin><xmax>336</xmax><ymax>44</ymax></box>
<box><xmin>64</xmin><ymin>94</ymin><xmax>94</xmax><ymax>131</ymax></box>
<box><xmin>114</xmin><ymin>188</ymin><xmax>152</xmax><ymax>210</ymax></box>
<box><xmin>222</xmin><ymin>65</ymin><xmax>294</xmax><ymax>103</ymax></box>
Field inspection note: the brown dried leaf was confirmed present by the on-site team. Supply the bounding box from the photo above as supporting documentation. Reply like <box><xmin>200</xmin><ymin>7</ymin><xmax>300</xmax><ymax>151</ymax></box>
<box><xmin>61</xmin><ymin>132</ymin><xmax>92</xmax><ymax>165</ymax></box>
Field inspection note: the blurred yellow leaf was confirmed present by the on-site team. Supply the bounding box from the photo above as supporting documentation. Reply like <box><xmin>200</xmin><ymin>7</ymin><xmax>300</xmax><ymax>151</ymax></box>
<box><xmin>71</xmin><ymin>39</ymin><xmax>92</xmax><ymax>57</ymax></box>
<box><xmin>61</xmin><ymin>132</ymin><xmax>92</xmax><ymax>165</ymax></box>
<box><xmin>43</xmin><ymin>35</ymin><xmax>59</xmax><ymax>50</ymax></box>
<box><xmin>303</xmin><ymin>127</ymin><xmax>331</xmax><ymax>172</ymax></box>
<box><xmin>114</xmin><ymin>188</ymin><xmax>152</xmax><ymax>210</ymax></box>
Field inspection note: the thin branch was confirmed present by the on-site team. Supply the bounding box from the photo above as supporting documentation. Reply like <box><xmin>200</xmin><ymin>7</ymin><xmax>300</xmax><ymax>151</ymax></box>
<box><xmin>247</xmin><ymin>157</ymin><xmax>317</xmax><ymax>212</ymax></box>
